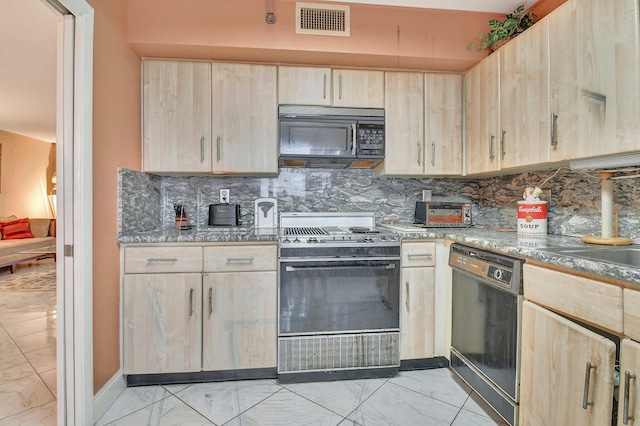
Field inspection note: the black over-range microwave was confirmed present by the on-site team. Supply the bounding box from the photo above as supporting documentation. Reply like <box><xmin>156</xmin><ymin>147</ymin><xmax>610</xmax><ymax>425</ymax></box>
<box><xmin>278</xmin><ymin>105</ymin><xmax>385</xmax><ymax>169</ymax></box>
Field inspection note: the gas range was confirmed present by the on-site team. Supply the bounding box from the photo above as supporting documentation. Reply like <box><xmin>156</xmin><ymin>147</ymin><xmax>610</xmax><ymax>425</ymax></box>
<box><xmin>279</xmin><ymin>212</ymin><xmax>399</xmax><ymax>247</ymax></box>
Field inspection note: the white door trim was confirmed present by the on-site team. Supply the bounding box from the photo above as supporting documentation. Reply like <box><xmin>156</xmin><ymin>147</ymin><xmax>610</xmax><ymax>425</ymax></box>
<box><xmin>54</xmin><ymin>0</ymin><xmax>94</xmax><ymax>424</ymax></box>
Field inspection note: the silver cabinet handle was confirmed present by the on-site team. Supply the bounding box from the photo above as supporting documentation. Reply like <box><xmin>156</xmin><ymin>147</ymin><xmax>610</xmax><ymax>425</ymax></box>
<box><xmin>208</xmin><ymin>287</ymin><xmax>213</xmax><ymax>315</ymax></box>
<box><xmin>405</xmin><ymin>281</ymin><xmax>410</xmax><ymax>310</ymax></box>
<box><xmin>189</xmin><ymin>288</ymin><xmax>194</xmax><ymax>317</ymax></box>
<box><xmin>407</xmin><ymin>253</ymin><xmax>433</xmax><ymax>259</ymax></box>
<box><xmin>200</xmin><ymin>136</ymin><xmax>205</xmax><ymax>163</ymax></box>
<box><xmin>583</xmin><ymin>362</ymin><xmax>596</xmax><ymax>409</ymax></box>
<box><xmin>339</xmin><ymin>74</ymin><xmax>343</xmax><ymax>100</ymax></box>
<box><xmin>323</xmin><ymin>73</ymin><xmax>327</xmax><ymax>100</ymax></box>
<box><xmin>216</xmin><ymin>137</ymin><xmax>221</xmax><ymax>162</ymax></box>
<box><xmin>417</xmin><ymin>141</ymin><xmax>422</xmax><ymax>166</ymax></box>
<box><xmin>489</xmin><ymin>134</ymin><xmax>495</xmax><ymax>160</ymax></box>
<box><xmin>624</xmin><ymin>371</ymin><xmax>637</xmax><ymax>424</ymax></box>
<box><xmin>500</xmin><ymin>129</ymin><xmax>506</xmax><ymax>157</ymax></box>
<box><xmin>551</xmin><ymin>113</ymin><xmax>559</xmax><ymax>146</ymax></box>
<box><xmin>147</xmin><ymin>258</ymin><xmax>178</xmax><ymax>263</ymax></box>
<box><xmin>431</xmin><ymin>142</ymin><xmax>436</xmax><ymax>166</ymax></box>
<box><xmin>226</xmin><ymin>257</ymin><xmax>255</xmax><ymax>263</ymax></box>
<box><xmin>351</xmin><ymin>123</ymin><xmax>357</xmax><ymax>155</ymax></box>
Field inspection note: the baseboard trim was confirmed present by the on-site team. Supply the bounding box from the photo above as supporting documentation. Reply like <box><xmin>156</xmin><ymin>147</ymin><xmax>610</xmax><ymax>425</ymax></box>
<box><xmin>93</xmin><ymin>370</ymin><xmax>126</xmax><ymax>424</ymax></box>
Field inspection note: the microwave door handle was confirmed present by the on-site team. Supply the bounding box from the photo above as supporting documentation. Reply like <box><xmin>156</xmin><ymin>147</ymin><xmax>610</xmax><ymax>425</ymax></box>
<box><xmin>351</xmin><ymin>123</ymin><xmax>357</xmax><ymax>155</ymax></box>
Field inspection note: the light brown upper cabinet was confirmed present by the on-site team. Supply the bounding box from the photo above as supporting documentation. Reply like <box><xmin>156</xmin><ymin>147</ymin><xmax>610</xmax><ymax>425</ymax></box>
<box><xmin>211</xmin><ymin>63</ymin><xmax>278</xmax><ymax>175</ymax></box>
<box><xmin>375</xmin><ymin>72</ymin><xmax>424</xmax><ymax>176</ymax></box>
<box><xmin>278</xmin><ymin>66</ymin><xmax>384</xmax><ymax>108</ymax></box>
<box><xmin>549</xmin><ymin>0</ymin><xmax>639</xmax><ymax>161</ymax></box>
<box><xmin>424</xmin><ymin>73</ymin><xmax>463</xmax><ymax>175</ymax></box>
<box><xmin>143</xmin><ymin>60</ymin><xmax>212</xmax><ymax>173</ymax></box>
<box><xmin>465</xmin><ymin>52</ymin><xmax>501</xmax><ymax>175</ymax></box>
<box><xmin>500</xmin><ymin>19</ymin><xmax>551</xmax><ymax>170</ymax></box>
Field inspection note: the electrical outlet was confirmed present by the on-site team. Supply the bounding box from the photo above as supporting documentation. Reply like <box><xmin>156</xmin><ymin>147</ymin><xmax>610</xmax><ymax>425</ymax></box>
<box><xmin>219</xmin><ymin>189</ymin><xmax>230</xmax><ymax>204</ymax></box>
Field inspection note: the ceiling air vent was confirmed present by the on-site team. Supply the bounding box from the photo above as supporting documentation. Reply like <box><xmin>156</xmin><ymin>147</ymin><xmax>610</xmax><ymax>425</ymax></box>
<box><xmin>296</xmin><ymin>2</ymin><xmax>350</xmax><ymax>37</ymax></box>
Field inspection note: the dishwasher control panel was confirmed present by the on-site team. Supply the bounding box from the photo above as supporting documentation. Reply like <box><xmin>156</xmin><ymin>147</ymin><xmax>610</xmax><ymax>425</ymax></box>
<box><xmin>449</xmin><ymin>244</ymin><xmax>523</xmax><ymax>295</ymax></box>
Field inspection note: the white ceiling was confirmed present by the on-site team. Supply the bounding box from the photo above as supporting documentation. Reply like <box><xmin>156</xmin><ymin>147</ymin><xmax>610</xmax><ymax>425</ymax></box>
<box><xmin>0</xmin><ymin>0</ymin><xmax>534</xmax><ymax>144</ymax></box>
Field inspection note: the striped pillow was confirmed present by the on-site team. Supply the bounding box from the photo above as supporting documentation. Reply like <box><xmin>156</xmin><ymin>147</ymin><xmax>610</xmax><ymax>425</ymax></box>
<box><xmin>0</xmin><ymin>218</ymin><xmax>34</xmax><ymax>240</ymax></box>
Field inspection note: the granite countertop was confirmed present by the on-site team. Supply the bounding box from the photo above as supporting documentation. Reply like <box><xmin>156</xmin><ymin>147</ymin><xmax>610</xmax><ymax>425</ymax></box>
<box><xmin>118</xmin><ymin>225</ymin><xmax>640</xmax><ymax>285</ymax></box>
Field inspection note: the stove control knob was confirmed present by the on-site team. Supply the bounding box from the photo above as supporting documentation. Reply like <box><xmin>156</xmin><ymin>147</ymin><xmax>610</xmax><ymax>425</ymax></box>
<box><xmin>283</xmin><ymin>237</ymin><xmax>290</xmax><ymax>244</ymax></box>
<box><xmin>493</xmin><ymin>269</ymin><xmax>504</xmax><ymax>280</ymax></box>
<box><xmin>308</xmin><ymin>237</ymin><xmax>318</xmax><ymax>243</ymax></box>
<box><xmin>293</xmin><ymin>237</ymin><xmax>301</xmax><ymax>243</ymax></box>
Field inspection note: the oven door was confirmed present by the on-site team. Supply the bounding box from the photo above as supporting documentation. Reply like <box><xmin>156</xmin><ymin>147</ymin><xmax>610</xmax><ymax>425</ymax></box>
<box><xmin>279</xmin><ymin>258</ymin><xmax>400</xmax><ymax>336</ymax></box>
<box><xmin>451</xmin><ymin>268</ymin><xmax>522</xmax><ymax>401</ymax></box>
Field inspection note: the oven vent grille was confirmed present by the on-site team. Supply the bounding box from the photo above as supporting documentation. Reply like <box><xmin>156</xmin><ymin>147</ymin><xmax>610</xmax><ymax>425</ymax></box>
<box><xmin>283</xmin><ymin>227</ymin><xmax>328</xmax><ymax>236</ymax></box>
<box><xmin>278</xmin><ymin>333</ymin><xmax>400</xmax><ymax>373</ymax></box>
<box><xmin>296</xmin><ymin>2</ymin><xmax>350</xmax><ymax>37</ymax></box>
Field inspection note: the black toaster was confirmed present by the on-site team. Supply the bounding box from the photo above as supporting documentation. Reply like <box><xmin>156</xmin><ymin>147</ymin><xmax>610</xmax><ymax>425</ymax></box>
<box><xmin>208</xmin><ymin>204</ymin><xmax>241</xmax><ymax>226</ymax></box>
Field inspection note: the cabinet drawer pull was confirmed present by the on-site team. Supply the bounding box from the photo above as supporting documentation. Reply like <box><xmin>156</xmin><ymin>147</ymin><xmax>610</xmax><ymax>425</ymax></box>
<box><xmin>431</xmin><ymin>142</ymin><xmax>436</xmax><ymax>166</ymax></box>
<box><xmin>216</xmin><ymin>137</ymin><xmax>221</xmax><ymax>162</ymax></box>
<box><xmin>500</xmin><ymin>129</ymin><xmax>506</xmax><ymax>157</ymax></box>
<box><xmin>208</xmin><ymin>287</ymin><xmax>213</xmax><ymax>315</ymax></box>
<box><xmin>189</xmin><ymin>288</ymin><xmax>194</xmax><ymax>317</ymax></box>
<box><xmin>147</xmin><ymin>258</ymin><xmax>178</xmax><ymax>263</ymax></box>
<box><xmin>405</xmin><ymin>282</ymin><xmax>410</xmax><ymax>310</ymax></box>
<box><xmin>226</xmin><ymin>257</ymin><xmax>255</xmax><ymax>263</ymax></box>
<box><xmin>407</xmin><ymin>253</ymin><xmax>433</xmax><ymax>259</ymax></box>
<box><xmin>200</xmin><ymin>136</ymin><xmax>205</xmax><ymax>163</ymax></box>
<box><xmin>339</xmin><ymin>74</ymin><xmax>343</xmax><ymax>100</ymax></box>
<box><xmin>417</xmin><ymin>141</ymin><xmax>422</xmax><ymax>166</ymax></box>
<box><xmin>582</xmin><ymin>362</ymin><xmax>596</xmax><ymax>409</ymax></box>
<box><xmin>624</xmin><ymin>370</ymin><xmax>637</xmax><ymax>424</ymax></box>
<box><xmin>323</xmin><ymin>73</ymin><xmax>327</xmax><ymax>99</ymax></box>
<box><xmin>551</xmin><ymin>113</ymin><xmax>558</xmax><ymax>146</ymax></box>
<box><xmin>489</xmin><ymin>134</ymin><xmax>495</xmax><ymax>160</ymax></box>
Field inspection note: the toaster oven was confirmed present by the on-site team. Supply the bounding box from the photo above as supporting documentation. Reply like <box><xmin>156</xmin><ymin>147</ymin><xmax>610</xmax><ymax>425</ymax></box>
<box><xmin>414</xmin><ymin>201</ymin><xmax>472</xmax><ymax>227</ymax></box>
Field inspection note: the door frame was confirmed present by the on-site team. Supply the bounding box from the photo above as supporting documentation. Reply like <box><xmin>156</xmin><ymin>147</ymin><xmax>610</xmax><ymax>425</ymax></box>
<box><xmin>53</xmin><ymin>0</ymin><xmax>94</xmax><ymax>424</ymax></box>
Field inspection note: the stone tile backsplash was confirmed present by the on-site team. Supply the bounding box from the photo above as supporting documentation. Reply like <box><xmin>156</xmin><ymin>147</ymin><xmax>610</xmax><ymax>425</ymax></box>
<box><xmin>118</xmin><ymin>167</ymin><xmax>640</xmax><ymax>242</ymax></box>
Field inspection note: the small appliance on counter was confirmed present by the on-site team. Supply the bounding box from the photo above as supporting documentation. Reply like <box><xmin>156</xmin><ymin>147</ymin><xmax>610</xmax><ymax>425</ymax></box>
<box><xmin>254</xmin><ymin>198</ymin><xmax>278</xmax><ymax>231</ymax></box>
<box><xmin>173</xmin><ymin>204</ymin><xmax>192</xmax><ymax>230</ymax></box>
<box><xmin>208</xmin><ymin>203</ymin><xmax>241</xmax><ymax>226</ymax></box>
<box><xmin>414</xmin><ymin>198</ymin><xmax>472</xmax><ymax>228</ymax></box>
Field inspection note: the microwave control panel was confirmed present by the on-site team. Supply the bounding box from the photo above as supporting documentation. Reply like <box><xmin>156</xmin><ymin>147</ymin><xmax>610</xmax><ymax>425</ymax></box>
<box><xmin>357</xmin><ymin>123</ymin><xmax>384</xmax><ymax>157</ymax></box>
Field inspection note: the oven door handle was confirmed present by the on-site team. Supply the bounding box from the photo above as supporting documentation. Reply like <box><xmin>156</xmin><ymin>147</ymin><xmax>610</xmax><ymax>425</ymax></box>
<box><xmin>285</xmin><ymin>264</ymin><xmax>396</xmax><ymax>272</ymax></box>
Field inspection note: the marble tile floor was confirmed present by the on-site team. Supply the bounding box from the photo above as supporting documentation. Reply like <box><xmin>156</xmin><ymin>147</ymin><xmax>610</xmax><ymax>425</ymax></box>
<box><xmin>0</xmin><ymin>260</ymin><xmax>57</xmax><ymax>425</ymax></box>
<box><xmin>96</xmin><ymin>368</ymin><xmax>509</xmax><ymax>426</ymax></box>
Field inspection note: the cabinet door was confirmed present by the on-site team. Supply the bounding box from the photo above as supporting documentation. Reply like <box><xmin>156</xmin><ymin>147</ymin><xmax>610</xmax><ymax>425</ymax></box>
<box><xmin>212</xmin><ymin>63</ymin><xmax>277</xmax><ymax>175</ymax></box>
<box><xmin>377</xmin><ymin>72</ymin><xmax>424</xmax><ymax>176</ymax></box>
<box><xmin>202</xmin><ymin>271</ymin><xmax>277</xmax><ymax>371</ymax></box>
<box><xmin>618</xmin><ymin>339</ymin><xmax>640</xmax><ymax>426</ymax></box>
<box><xmin>520</xmin><ymin>301</ymin><xmax>615</xmax><ymax>426</ymax></box>
<box><xmin>142</xmin><ymin>60</ymin><xmax>212</xmax><ymax>173</ymax></box>
<box><xmin>332</xmin><ymin>69</ymin><xmax>384</xmax><ymax>108</ymax></box>
<box><xmin>465</xmin><ymin>53</ymin><xmax>500</xmax><ymax>175</ymax></box>
<box><xmin>500</xmin><ymin>20</ymin><xmax>550</xmax><ymax>169</ymax></box>
<box><xmin>123</xmin><ymin>273</ymin><xmax>202</xmax><ymax>374</ymax></box>
<box><xmin>278</xmin><ymin>66</ymin><xmax>331</xmax><ymax>106</ymax></box>
<box><xmin>424</xmin><ymin>73</ymin><xmax>462</xmax><ymax>175</ymax></box>
<box><xmin>549</xmin><ymin>0</ymin><xmax>639</xmax><ymax>161</ymax></box>
<box><xmin>400</xmin><ymin>266</ymin><xmax>435</xmax><ymax>360</ymax></box>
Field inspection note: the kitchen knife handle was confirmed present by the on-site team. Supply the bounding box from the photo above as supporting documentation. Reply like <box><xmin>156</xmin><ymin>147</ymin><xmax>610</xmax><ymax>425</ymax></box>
<box><xmin>624</xmin><ymin>370</ymin><xmax>637</xmax><ymax>424</ymax></box>
<box><xmin>417</xmin><ymin>141</ymin><xmax>421</xmax><ymax>166</ymax></box>
<box><xmin>208</xmin><ymin>287</ymin><xmax>213</xmax><ymax>315</ymax></box>
<box><xmin>200</xmin><ymin>136</ymin><xmax>205</xmax><ymax>163</ymax></box>
<box><xmin>489</xmin><ymin>134</ymin><xmax>495</xmax><ymax>160</ymax></box>
<box><xmin>582</xmin><ymin>362</ymin><xmax>596</xmax><ymax>409</ymax></box>
<box><xmin>189</xmin><ymin>288</ymin><xmax>194</xmax><ymax>317</ymax></box>
<box><xmin>216</xmin><ymin>137</ymin><xmax>221</xmax><ymax>162</ymax></box>
<box><xmin>551</xmin><ymin>113</ymin><xmax>559</xmax><ymax>146</ymax></box>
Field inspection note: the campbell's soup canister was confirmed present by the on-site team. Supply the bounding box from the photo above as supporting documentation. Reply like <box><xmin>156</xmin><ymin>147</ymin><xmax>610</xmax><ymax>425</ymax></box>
<box><xmin>517</xmin><ymin>201</ymin><xmax>548</xmax><ymax>235</ymax></box>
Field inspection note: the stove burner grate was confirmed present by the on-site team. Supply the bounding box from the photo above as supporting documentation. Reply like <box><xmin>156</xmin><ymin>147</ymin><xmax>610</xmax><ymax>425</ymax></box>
<box><xmin>283</xmin><ymin>227</ymin><xmax>328</xmax><ymax>236</ymax></box>
<box><xmin>349</xmin><ymin>227</ymin><xmax>380</xmax><ymax>234</ymax></box>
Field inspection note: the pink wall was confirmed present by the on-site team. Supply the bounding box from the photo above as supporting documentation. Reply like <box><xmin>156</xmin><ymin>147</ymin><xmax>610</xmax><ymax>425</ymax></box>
<box><xmin>89</xmin><ymin>0</ymin><xmax>141</xmax><ymax>393</ymax></box>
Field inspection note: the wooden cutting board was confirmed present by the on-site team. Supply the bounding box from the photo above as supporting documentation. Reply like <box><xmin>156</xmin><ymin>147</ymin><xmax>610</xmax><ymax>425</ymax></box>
<box><xmin>580</xmin><ymin>236</ymin><xmax>633</xmax><ymax>246</ymax></box>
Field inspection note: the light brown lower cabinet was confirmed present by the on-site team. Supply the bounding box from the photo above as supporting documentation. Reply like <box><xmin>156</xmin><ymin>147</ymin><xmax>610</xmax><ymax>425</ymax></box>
<box><xmin>520</xmin><ymin>301</ymin><xmax>616</xmax><ymax>425</ymax></box>
<box><xmin>202</xmin><ymin>271</ymin><xmax>277</xmax><ymax>371</ymax></box>
<box><xmin>123</xmin><ymin>273</ymin><xmax>203</xmax><ymax>374</ymax></box>
<box><xmin>619</xmin><ymin>339</ymin><xmax>640</xmax><ymax>425</ymax></box>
